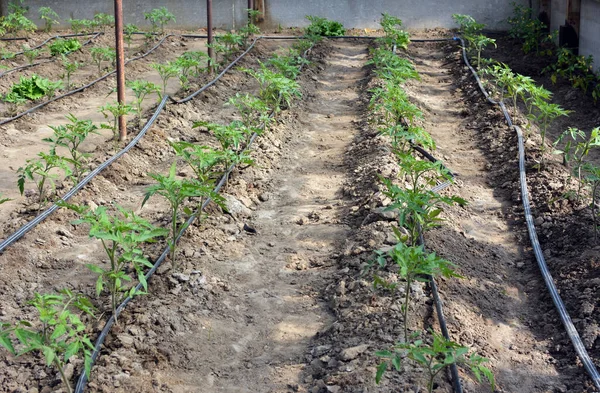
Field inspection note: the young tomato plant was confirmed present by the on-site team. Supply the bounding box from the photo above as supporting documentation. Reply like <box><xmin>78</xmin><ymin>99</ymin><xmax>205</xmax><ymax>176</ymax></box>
<box><xmin>3</xmin><ymin>91</ymin><xmax>27</xmax><ymax>116</ymax></box>
<box><xmin>242</xmin><ymin>62</ymin><xmax>302</xmax><ymax>112</ymax></box>
<box><xmin>43</xmin><ymin>114</ymin><xmax>98</xmax><ymax>183</ymax></box>
<box><xmin>0</xmin><ymin>290</ymin><xmax>95</xmax><ymax>393</ymax></box>
<box><xmin>194</xmin><ymin>120</ymin><xmax>255</xmax><ymax>173</ymax></box>
<box><xmin>124</xmin><ymin>23</ymin><xmax>139</xmax><ymax>50</ymax></box>
<box><xmin>227</xmin><ymin>92</ymin><xmax>272</xmax><ymax>129</ymax></box>
<box><xmin>374</xmin><ymin>243</ymin><xmax>460</xmax><ymax>342</ymax></box>
<box><xmin>39</xmin><ymin>6</ymin><xmax>60</xmax><ymax>32</ymax></box>
<box><xmin>169</xmin><ymin>141</ymin><xmax>223</xmax><ymax>186</ymax></box>
<box><xmin>378</xmin><ymin>13</ymin><xmax>410</xmax><ymax>50</ymax></box>
<box><xmin>90</xmin><ymin>47</ymin><xmax>116</xmax><ymax>75</ymax></box>
<box><xmin>144</xmin><ymin>7</ymin><xmax>175</xmax><ymax>35</ymax></box>
<box><xmin>142</xmin><ymin>162</ymin><xmax>219</xmax><ymax>271</ymax></box>
<box><xmin>69</xmin><ymin>18</ymin><xmax>94</xmax><ymax>34</ymax></box>
<box><xmin>376</xmin><ymin>330</ymin><xmax>495</xmax><ymax>393</ymax></box>
<box><xmin>529</xmin><ymin>98</ymin><xmax>570</xmax><ymax>163</ymax></box>
<box><xmin>61</xmin><ymin>55</ymin><xmax>81</xmax><ymax>90</ymax></box>
<box><xmin>151</xmin><ymin>61</ymin><xmax>179</xmax><ymax>96</ymax></box>
<box><xmin>61</xmin><ymin>203</ymin><xmax>168</xmax><ymax>320</ymax></box>
<box><xmin>17</xmin><ymin>150</ymin><xmax>70</xmax><ymax>205</ymax></box>
<box><xmin>22</xmin><ymin>47</ymin><xmax>41</xmax><ymax>65</ymax></box>
<box><xmin>100</xmin><ymin>101</ymin><xmax>134</xmax><ymax>140</ymax></box>
<box><xmin>126</xmin><ymin>79</ymin><xmax>161</xmax><ymax>121</ymax></box>
<box><xmin>92</xmin><ymin>13</ymin><xmax>114</xmax><ymax>33</ymax></box>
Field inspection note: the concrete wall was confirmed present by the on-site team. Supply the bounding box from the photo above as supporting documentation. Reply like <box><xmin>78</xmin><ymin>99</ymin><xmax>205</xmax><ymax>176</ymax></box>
<box><xmin>550</xmin><ymin>0</ymin><xmax>567</xmax><ymax>32</ymax></box>
<box><xmin>3</xmin><ymin>0</ymin><xmax>525</xmax><ymax>30</ymax></box>
<box><xmin>580</xmin><ymin>0</ymin><xmax>600</xmax><ymax>71</ymax></box>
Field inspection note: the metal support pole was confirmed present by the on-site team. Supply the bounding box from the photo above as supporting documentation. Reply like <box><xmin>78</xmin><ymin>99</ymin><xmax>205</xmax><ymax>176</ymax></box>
<box><xmin>114</xmin><ymin>0</ymin><xmax>127</xmax><ymax>141</ymax></box>
<box><xmin>248</xmin><ymin>0</ymin><xmax>254</xmax><ymax>22</ymax></box>
<box><xmin>207</xmin><ymin>0</ymin><xmax>214</xmax><ymax>68</ymax></box>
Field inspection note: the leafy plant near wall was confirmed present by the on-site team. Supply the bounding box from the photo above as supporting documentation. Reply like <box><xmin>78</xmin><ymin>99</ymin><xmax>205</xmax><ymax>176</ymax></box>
<box><xmin>239</xmin><ymin>9</ymin><xmax>261</xmax><ymax>48</ymax></box>
<box><xmin>144</xmin><ymin>7</ymin><xmax>175</xmax><ymax>35</ymax></box>
<box><xmin>39</xmin><ymin>6</ymin><xmax>60</xmax><ymax>32</ymax></box>
<box><xmin>142</xmin><ymin>162</ymin><xmax>218</xmax><ymax>271</ymax></box>
<box><xmin>305</xmin><ymin>15</ymin><xmax>345</xmax><ymax>37</ymax></box>
<box><xmin>43</xmin><ymin>114</ymin><xmax>98</xmax><ymax>183</ymax></box>
<box><xmin>49</xmin><ymin>38</ymin><xmax>82</xmax><ymax>56</ymax></box>
<box><xmin>92</xmin><ymin>13</ymin><xmax>114</xmax><ymax>33</ymax></box>
<box><xmin>376</xmin><ymin>330</ymin><xmax>495</xmax><ymax>393</ymax></box>
<box><xmin>554</xmin><ymin>127</ymin><xmax>600</xmax><ymax>200</ymax></box>
<box><xmin>1</xmin><ymin>12</ymin><xmax>37</xmax><ymax>37</ymax></box>
<box><xmin>268</xmin><ymin>52</ymin><xmax>309</xmax><ymax>79</ymax></box>
<box><xmin>60</xmin><ymin>203</ymin><xmax>168</xmax><ymax>320</ymax></box>
<box><xmin>69</xmin><ymin>18</ymin><xmax>94</xmax><ymax>34</ymax></box>
<box><xmin>506</xmin><ymin>2</ymin><xmax>554</xmax><ymax>55</ymax></box>
<box><xmin>211</xmin><ymin>32</ymin><xmax>244</xmax><ymax>65</ymax></box>
<box><xmin>543</xmin><ymin>48</ymin><xmax>597</xmax><ymax>93</ymax></box>
<box><xmin>378</xmin><ymin>12</ymin><xmax>410</xmax><ymax>51</ymax></box>
<box><xmin>0</xmin><ymin>290</ymin><xmax>95</xmax><ymax>393</ymax></box>
<box><xmin>90</xmin><ymin>47</ymin><xmax>116</xmax><ymax>75</ymax></box>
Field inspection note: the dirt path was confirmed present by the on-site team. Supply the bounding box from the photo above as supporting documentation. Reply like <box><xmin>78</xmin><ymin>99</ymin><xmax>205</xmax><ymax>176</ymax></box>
<box><xmin>77</xmin><ymin>41</ymin><xmax>369</xmax><ymax>393</ymax></box>
<box><xmin>405</xmin><ymin>42</ymin><xmax>589</xmax><ymax>392</ymax></box>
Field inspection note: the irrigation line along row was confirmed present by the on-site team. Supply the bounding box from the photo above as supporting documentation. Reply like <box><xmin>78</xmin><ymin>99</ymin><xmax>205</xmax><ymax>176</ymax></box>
<box><xmin>453</xmin><ymin>36</ymin><xmax>600</xmax><ymax>391</ymax></box>
<box><xmin>75</xmin><ymin>41</ymin><xmax>314</xmax><ymax>393</ymax></box>
<box><xmin>389</xmin><ymin>42</ymin><xmax>464</xmax><ymax>393</ymax></box>
<box><xmin>0</xmin><ymin>32</ymin><xmax>103</xmax><ymax>78</ymax></box>
<box><xmin>0</xmin><ymin>34</ymin><xmax>173</xmax><ymax>126</ymax></box>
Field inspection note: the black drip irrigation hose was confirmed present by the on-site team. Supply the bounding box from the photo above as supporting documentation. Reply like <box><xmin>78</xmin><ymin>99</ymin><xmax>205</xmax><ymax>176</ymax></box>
<box><xmin>0</xmin><ymin>34</ymin><xmax>173</xmax><ymax>126</ymax></box>
<box><xmin>0</xmin><ymin>32</ymin><xmax>103</xmax><ymax>78</ymax></box>
<box><xmin>451</xmin><ymin>36</ymin><xmax>600</xmax><ymax>391</ymax></box>
<box><xmin>0</xmin><ymin>95</ymin><xmax>169</xmax><ymax>254</ymax></box>
<box><xmin>8</xmin><ymin>32</ymin><xmax>102</xmax><ymax>58</ymax></box>
<box><xmin>74</xmin><ymin>41</ymin><xmax>314</xmax><ymax>393</ymax></box>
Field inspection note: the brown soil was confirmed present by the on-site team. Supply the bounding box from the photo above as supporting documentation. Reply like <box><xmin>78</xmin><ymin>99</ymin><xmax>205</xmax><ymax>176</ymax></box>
<box><xmin>1</xmin><ymin>30</ymin><xmax>599</xmax><ymax>393</ymax></box>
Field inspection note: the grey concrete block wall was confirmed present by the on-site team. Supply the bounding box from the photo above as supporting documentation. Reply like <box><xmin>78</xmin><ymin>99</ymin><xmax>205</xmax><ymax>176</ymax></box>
<box><xmin>3</xmin><ymin>0</ymin><xmax>526</xmax><ymax>30</ymax></box>
<box><xmin>580</xmin><ymin>0</ymin><xmax>600</xmax><ymax>72</ymax></box>
<box><xmin>263</xmin><ymin>0</ymin><xmax>527</xmax><ymax>30</ymax></box>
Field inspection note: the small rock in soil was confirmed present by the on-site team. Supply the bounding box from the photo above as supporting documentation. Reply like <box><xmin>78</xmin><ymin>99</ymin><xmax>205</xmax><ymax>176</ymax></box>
<box><xmin>340</xmin><ymin>344</ymin><xmax>369</xmax><ymax>361</ymax></box>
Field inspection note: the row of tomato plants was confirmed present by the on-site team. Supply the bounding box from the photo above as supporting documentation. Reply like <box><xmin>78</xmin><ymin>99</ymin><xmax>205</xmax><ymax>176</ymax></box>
<box><xmin>454</xmin><ymin>14</ymin><xmax>600</xmax><ymax>237</ymax></box>
<box><xmin>361</xmin><ymin>14</ymin><xmax>495</xmax><ymax>393</ymax></box>
<box><xmin>0</xmin><ymin>22</ymin><xmax>319</xmax><ymax>392</ymax></box>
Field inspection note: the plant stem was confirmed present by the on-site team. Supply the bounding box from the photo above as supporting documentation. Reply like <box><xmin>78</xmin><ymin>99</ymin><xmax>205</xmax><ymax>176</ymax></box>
<box><xmin>54</xmin><ymin>357</ymin><xmax>73</xmax><ymax>393</ymax></box>
<box><xmin>403</xmin><ymin>278</ymin><xmax>411</xmax><ymax>343</ymax></box>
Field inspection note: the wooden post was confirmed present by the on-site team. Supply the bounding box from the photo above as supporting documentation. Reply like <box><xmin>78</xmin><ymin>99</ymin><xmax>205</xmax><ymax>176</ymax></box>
<box><xmin>114</xmin><ymin>0</ymin><xmax>127</xmax><ymax>141</ymax></box>
<box><xmin>207</xmin><ymin>0</ymin><xmax>214</xmax><ymax>67</ymax></box>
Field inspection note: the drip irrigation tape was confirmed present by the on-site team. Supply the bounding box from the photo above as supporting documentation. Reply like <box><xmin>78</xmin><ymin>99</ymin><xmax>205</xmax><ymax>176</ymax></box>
<box><xmin>0</xmin><ymin>32</ymin><xmax>102</xmax><ymax>78</ymax></box>
<box><xmin>75</xmin><ymin>43</ymin><xmax>313</xmax><ymax>392</ymax></box>
<box><xmin>0</xmin><ymin>95</ymin><xmax>169</xmax><ymax>255</ymax></box>
<box><xmin>10</xmin><ymin>32</ymin><xmax>102</xmax><ymax>58</ymax></box>
<box><xmin>451</xmin><ymin>36</ymin><xmax>600</xmax><ymax>391</ymax></box>
<box><xmin>173</xmin><ymin>36</ymin><xmax>262</xmax><ymax>104</ymax></box>
<box><xmin>0</xmin><ymin>34</ymin><xmax>172</xmax><ymax>126</ymax></box>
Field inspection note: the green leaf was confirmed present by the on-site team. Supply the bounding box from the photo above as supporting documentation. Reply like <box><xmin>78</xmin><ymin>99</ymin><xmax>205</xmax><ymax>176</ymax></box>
<box><xmin>42</xmin><ymin>346</ymin><xmax>56</xmax><ymax>366</ymax></box>
<box><xmin>375</xmin><ymin>361</ymin><xmax>387</xmax><ymax>384</ymax></box>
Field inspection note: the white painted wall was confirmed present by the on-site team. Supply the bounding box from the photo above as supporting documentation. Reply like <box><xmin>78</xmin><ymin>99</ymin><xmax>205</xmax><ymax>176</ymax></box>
<box><xmin>580</xmin><ymin>0</ymin><xmax>600</xmax><ymax>71</ymax></box>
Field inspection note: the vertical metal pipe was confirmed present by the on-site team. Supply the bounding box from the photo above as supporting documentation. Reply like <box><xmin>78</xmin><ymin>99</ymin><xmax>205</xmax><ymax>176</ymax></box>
<box><xmin>114</xmin><ymin>0</ymin><xmax>127</xmax><ymax>141</ymax></box>
<box><xmin>207</xmin><ymin>0</ymin><xmax>214</xmax><ymax>67</ymax></box>
<box><xmin>248</xmin><ymin>0</ymin><xmax>254</xmax><ymax>23</ymax></box>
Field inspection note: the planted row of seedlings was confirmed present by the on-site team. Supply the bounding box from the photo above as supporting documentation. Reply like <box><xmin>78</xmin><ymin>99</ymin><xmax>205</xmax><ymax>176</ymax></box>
<box><xmin>0</xmin><ymin>28</ymin><xmax>318</xmax><ymax>391</ymax></box>
<box><xmin>359</xmin><ymin>14</ymin><xmax>495</xmax><ymax>393</ymax></box>
<box><xmin>453</xmin><ymin>13</ymin><xmax>600</xmax><ymax>237</ymax></box>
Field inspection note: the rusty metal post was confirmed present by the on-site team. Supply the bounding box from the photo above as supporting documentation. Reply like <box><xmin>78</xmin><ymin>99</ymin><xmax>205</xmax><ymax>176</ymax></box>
<box><xmin>114</xmin><ymin>0</ymin><xmax>127</xmax><ymax>141</ymax></box>
<box><xmin>207</xmin><ymin>0</ymin><xmax>214</xmax><ymax>68</ymax></box>
<box><xmin>248</xmin><ymin>0</ymin><xmax>254</xmax><ymax>22</ymax></box>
